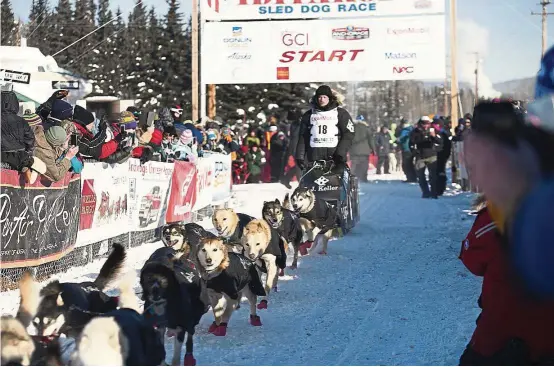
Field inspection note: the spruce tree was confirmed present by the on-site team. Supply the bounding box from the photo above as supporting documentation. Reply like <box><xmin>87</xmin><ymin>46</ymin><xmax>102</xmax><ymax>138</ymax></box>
<box><xmin>111</xmin><ymin>7</ymin><xmax>126</xmax><ymax>98</ymax></box>
<box><xmin>1</xmin><ymin>0</ymin><xmax>16</xmax><ymax>45</ymax></box>
<box><xmin>140</xmin><ymin>7</ymin><xmax>164</xmax><ymax>107</ymax></box>
<box><xmin>50</xmin><ymin>0</ymin><xmax>76</xmax><ymax>68</ymax></box>
<box><xmin>27</xmin><ymin>0</ymin><xmax>53</xmax><ymax>55</ymax></box>
<box><xmin>158</xmin><ymin>0</ymin><xmax>189</xmax><ymax>110</ymax></box>
<box><xmin>122</xmin><ymin>0</ymin><xmax>148</xmax><ymax>103</ymax></box>
<box><xmin>87</xmin><ymin>0</ymin><xmax>115</xmax><ymax>95</ymax></box>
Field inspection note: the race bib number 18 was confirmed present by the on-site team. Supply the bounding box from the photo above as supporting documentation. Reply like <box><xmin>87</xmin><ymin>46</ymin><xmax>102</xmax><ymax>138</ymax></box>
<box><xmin>310</xmin><ymin>117</ymin><xmax>339</xmax><ymax>148</ymax></box>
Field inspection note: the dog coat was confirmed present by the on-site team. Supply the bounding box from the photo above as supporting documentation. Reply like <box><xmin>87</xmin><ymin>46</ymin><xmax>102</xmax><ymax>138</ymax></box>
<box><xmin>266</xmin><ymin>227</ymin><xmax>287</xmax><ymax>270</ymax></box>
<box><xmin>103</xmin><ymin>308</ymin><xmax>166</xmax><ymax>366</ymax></box>
<box><xmin>276</xmin><ymin>209</ymin><xmax>303</xmax><ymax>246</ymax></box>
<box><xmin>141</xmin><ymin>247</ymin><xmax>209</xmax><ymax>332</ymax></box>
<box><xmin>300</xmin><ymin>197</ymin><xmax>337</xmax><ymax>233</ymax></box>
<box><xmin>206</xmin><ymin>252</ymin><xmax>266</xmax><ymax>300</ymax></box>
<box><xmin>183</xmin><ymin>223</ymin><xmax>216</xmax><ymax>248</ymax></box>
<box><xmin>225</xmin><ymin>213</ymin><xmax>254</xmax><ymax>245</ymax></box>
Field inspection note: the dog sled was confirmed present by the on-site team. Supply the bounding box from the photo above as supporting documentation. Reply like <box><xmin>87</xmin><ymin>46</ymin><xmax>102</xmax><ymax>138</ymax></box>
<box><xmin>299</xmin><ymin>160</ymin><xmax>360</xmax><ymax>235</ymax></box>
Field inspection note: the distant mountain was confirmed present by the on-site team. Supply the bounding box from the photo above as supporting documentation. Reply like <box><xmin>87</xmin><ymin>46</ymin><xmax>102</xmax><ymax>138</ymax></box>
<box><xmin>493</xmin><ymin>77</ymin><xmax>535</xmax><ymax>100</ymax></box>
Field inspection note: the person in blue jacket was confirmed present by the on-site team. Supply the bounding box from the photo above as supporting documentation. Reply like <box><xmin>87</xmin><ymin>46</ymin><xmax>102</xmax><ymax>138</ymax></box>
<box><xmin>397</xmin><ymin>120</ymin><xmax>417</xmax><ymax>182</ymax></box>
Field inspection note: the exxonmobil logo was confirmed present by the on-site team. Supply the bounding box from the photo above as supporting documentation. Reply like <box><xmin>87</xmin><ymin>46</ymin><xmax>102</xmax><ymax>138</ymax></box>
<box><xmin>392</xmin><ymin>66</ymin><xmax>414</xmax><ymax>74</ymax></box>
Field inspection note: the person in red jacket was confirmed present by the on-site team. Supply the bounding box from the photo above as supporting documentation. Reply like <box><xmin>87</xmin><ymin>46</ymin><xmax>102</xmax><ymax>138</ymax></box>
<box><xmin>459</xmin><ymin>199</ymin><xmax>554</xmax><ymax>365</ymax></box>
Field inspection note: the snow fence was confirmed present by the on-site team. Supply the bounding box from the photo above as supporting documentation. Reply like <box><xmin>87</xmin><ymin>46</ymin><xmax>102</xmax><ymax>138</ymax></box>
<box><xmin>0</xmin><ymin>153</ymin><xmax>232</xmax><ymax>290</ymax></box>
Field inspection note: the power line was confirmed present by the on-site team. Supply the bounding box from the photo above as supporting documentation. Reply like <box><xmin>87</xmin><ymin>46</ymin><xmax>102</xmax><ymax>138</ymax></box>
<box><xmin>51</xmin><ymin>0</ymin><xmax>144</xmax><ymax>57</ymax></box>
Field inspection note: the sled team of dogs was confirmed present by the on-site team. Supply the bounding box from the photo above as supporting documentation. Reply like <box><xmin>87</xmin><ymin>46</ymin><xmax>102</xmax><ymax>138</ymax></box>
<box><xmin>1</xmin><ymin>186</ymin><xmax>339</xmax><ymax>366</ymax></box>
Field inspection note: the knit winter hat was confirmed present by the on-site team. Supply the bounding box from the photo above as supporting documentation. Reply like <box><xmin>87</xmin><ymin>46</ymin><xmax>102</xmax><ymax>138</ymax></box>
<box><xmin>50</xmin><ymin>99</ymin><xmax>73</xmax><ymax>120</ymax></box>
<box><xmin>23</xmin><ymin>113</ymin><xmax>42</xmax><ymax>127</ymax></box>
<box><xmin>269</xmin><ymin>125</ymin><xmax>278</xmax><ymax>132</ymax></box>
<box><xmin>120</xmin><ymin>110</ymin><xmax>136</xmax><ymax>124</ymax></box>
<box><xmin>45</xmin><ymin>126</ymin><xmax>68</xmax><ymax>146</ymax></box>
<box><xmin>315</xmin><ymin>85</ymin><xmax>333</xmax><ymax>98</ymax></box>
<box><xmin>207</xmin><ymin>130</ymin><xmax>217</xmax><ymax>140</ymax></box>
<box><xmin>180</xmin><ymin>129</ymin><xmax>194</xmax><ymax>144</ymax></box>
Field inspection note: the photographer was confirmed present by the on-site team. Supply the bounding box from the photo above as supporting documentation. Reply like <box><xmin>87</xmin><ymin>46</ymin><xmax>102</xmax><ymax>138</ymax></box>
<box><xmin>34</xmin><ymin>125</ymin><xmax>79</xmax><ymax>182</ymax></box>
<box><xmin>72</xmin><ymin>106</ymin><xmax>129</xmax><ymax>163</ymax></box>
<box><xmin>410</xmin><ymin>116</ymin><xmax>443</xmax><ymax>199</ymax></box>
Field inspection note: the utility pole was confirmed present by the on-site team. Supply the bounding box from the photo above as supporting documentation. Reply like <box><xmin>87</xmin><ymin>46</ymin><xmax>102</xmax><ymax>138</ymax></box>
<box><xmin>532</xmin><ymin>0</ymin><xmax>554</xmax><ymax>57</ymax></box>
<box><xmin>449</xmin><ymin>0</ymin><xmax>459</xmax><ymax>131</ymax></box>
<box><xmin>191</xmin><ymin>0</ymin><xmax>199</xmax><ymax>122</ymax></box>
<box><xmin>207</xmin><ymin>84</ymin><xmax>216</xmax><ymax>119</ymax></box>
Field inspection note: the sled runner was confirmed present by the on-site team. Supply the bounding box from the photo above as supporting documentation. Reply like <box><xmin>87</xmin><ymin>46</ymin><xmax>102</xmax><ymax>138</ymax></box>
<box><xmin>299</xmin><ymin>160</ymin><xmax>360</xmax><ymax>234</ymax></box>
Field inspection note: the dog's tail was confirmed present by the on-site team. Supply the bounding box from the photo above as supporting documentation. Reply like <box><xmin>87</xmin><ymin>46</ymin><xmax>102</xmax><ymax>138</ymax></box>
<box><xmin>283</xmin><ymin>193</ymin><xmax>291</xmax><ymax>210</ymax></box>
<box><xmin>15</xmin><ymin>271</ymin><xmax>41</xmax><ymax>328</ymax></box>
<box><xmin>93</xmin><ymin>243</ymin><xmax>126</xmax><ymax>291</ymax></box>
<box><xmin>116</xmin><ymin>272</ymin><xmax>140</xmax><ymax>312</ymax></box>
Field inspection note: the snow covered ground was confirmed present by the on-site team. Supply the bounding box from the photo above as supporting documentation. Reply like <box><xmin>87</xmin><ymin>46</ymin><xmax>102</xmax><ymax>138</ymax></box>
<box><xmin>0</xmin><ymin>174</ymin><xmax>482</xmax><ymax>365</ymax></box>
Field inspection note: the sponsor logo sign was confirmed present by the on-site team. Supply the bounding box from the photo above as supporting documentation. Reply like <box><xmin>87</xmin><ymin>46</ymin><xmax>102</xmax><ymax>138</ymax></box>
<box><xmin>276</xmin><ymin>67</ymin><xmax>290</xmax><ymax>80</ymax></box>
<box><xmin>282</xmin><ymin>32</ymin><xmax>309</xmax><ymax>46</ymax></box>
<box><xmin>385</xmin><ymin>52</ymin><xmax>417</xmax><ymax>59</ymax></box>
<box><xmin>223</xmin><ymin>26</ymin><xmax>252</xmax><ymax>47</ymax></box>
<box><xmin>392</xmin><ymin>66</ymin><xmax>414</xmax><ymax>74</ymax></box>
<box><xmin>332</xmin><ymin>26</ymin><xmax>370</xmax><ymax>40</ymax></box>
<box><xmin>387</xmin><ymin>27</ymin><xmax>429</xmax><ymax>36</ymax></box>
<box><xmin>228</xmin><ymin>52</ymin><xmax>252</xmax><ymax>60</ymax></box>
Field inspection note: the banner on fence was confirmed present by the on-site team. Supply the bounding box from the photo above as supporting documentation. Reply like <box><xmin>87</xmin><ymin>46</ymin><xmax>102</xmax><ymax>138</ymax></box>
<box><xmin>166</xmin><ymin>161</ymin><xmax>197</xmax><ymax>223</ymax></box>
<box><xmin>128</xmin><ymin>159</ymin><xmax>174</xmax><ymax>231</ymax></box>
<box><xmin>76</xmin><ymin>163</ymin><xmax>130</xmax><ymax>247</ymax></box>
<box><xmin>192</xmin><ymin>157</ymin><xmax>214</xmax><ymax>211</ymax></box>
<box><xmin>0</xmin><ymin>170</ymin><xmax>80</xmax><ymax>268</ymax></box>
<box><xmin>211</xmin><ymin>154</ymin><xmax>233</xmax><ymax>203</ymax></box>
<box><xmin>201</xmin><ymin>15</ymin><xmax>446</xmax><ymax>84</ymax></box>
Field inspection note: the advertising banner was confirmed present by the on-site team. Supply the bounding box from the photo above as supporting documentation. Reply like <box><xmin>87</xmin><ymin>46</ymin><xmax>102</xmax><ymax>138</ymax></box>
<box><xmin>201</xmin><ymin>14</ymin><xmax>446</xmax><ymax>84</ymax></box>
<box><xmin>210</xmin><ymin>153</ymin><xmax>233</xmax><ymax>203</ymax></box>
<box><xmin>192</xmin><ymin>157</ymin><xmax>214</xmax><ymax>211</ymax></box>
<box><xmin>76</xmin><ymin>162</ymin><xmax>130</xmax><ymax>247</ymax></box>
<box><xmin>0</xmin><ymin>170</ymin><xmax>80</xmax><ymax>268</ymax></box>
<box><xmin>166</xmin><ymin>161</ymin><xmax>197</xmax><ymax>223</ymax></box>
<box><xmin>201</xmin><ymin>0</ymin><xmax>445</xmax><ymax>21</ymax></box>
<box><xmin>127</xmin><ymin>159</ymin><xmax>174</xmax><ymax>231</ymax></box>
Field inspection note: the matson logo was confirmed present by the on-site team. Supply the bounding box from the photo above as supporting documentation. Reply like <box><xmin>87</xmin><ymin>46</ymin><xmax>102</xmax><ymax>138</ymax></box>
<box><xmin>387</xmin><ymin>27</ymin><xmax>429</xmax><ymax>36</ymax></box>
<box><xmin>332</xmin><ymin>26</ymin><xmax>369</xmax><ymax>40</ymax></box>
<box><xmin>392</xmin><ymin>66</ymin><xmax>414</xmax><ymax>74</ymax></box>
<box><xmin>385</xmin><ymin>52</ymin><xmax>417</xmax><ymax>59</ymax></box>
<box><xmin>279</xmin><ymin>49</ymin><xmax>364</xmax><ymax>62</ymax></box>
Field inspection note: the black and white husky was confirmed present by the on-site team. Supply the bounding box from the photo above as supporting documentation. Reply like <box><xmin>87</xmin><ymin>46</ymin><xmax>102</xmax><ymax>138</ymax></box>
<box><xmin>288</xmin><ymin>187</ymin><xmax>337</xmax><ymax>255</ymax></box>
<box><xmin>30</xmin><ymin>244</ymin><xmax>126</xmax><ymax>339</ymax></box>
<box><xmin>262</xmin><ymin>198</ymin><xmax>303</xmax><ymax>269</ymax></box>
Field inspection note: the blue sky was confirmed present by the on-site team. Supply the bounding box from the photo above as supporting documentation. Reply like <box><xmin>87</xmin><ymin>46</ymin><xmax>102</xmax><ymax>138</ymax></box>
<box><xmin>12</xmin><ymin>0</ymin><xmax>552</xmax><ymax>85</ymax></box>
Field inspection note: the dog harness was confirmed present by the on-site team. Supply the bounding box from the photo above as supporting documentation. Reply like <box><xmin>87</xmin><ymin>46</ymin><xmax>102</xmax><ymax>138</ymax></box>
<box><xmin>205</xmin><ymin>253</ymin><xmax>266</xmax><ymax>299</ymax></box>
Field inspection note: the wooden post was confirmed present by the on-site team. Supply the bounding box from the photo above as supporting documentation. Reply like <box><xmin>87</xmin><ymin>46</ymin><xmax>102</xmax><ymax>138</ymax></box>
<box><xmin>207</xmin><ymin>84</ymin><xmax>216</xmax><ymax>119</ymax></box>
<box><xmin>191</xmin><ymin>0</ymin><xmax>199</xmax><ymax>122</ymax></box>
<box><xmin>449</xmin><ymin>0</ymin><xmax>459</xmax><ymax>132</ymax></box>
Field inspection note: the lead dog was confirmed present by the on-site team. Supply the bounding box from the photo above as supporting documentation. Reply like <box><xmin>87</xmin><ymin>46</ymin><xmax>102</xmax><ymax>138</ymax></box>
<box><xmin>289</xmin><ymin>187</ymin><xmax>337</xmax><ymax>255</ymax></box>
<box><xmin>196</xmin><ymin>238</ymin><xmax>266</xmax><ymax>337</ymax></box>
<box><xmin>262</xmin><ymin>198</ymin><xmax>303</xmax><ymax>269</ymax></box>
<box><xmin>140</xmin><ymin>244</ymin><xmax>209</xmax><ymax>366</ymax></box>
<box><xmin>212</xmin><ymin>208</ymin><xmax>254</xmax><ymax>253</ymax></box>
<box><xmin>31</xmin><ymin>244</ymin><xmax>126</xmax><ymax>339</ymax></box>
<box><xmin>241</xmin><ymin>219</ymin><xmax>287</xmax><ymax>309</ymax></box>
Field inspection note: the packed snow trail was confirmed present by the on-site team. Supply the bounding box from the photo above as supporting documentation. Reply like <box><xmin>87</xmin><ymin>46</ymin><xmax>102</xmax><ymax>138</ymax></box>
<box><xmin>0</xmin><ymin>175</ymin><xmax>482</xmax><ymax>365</ymax></box>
